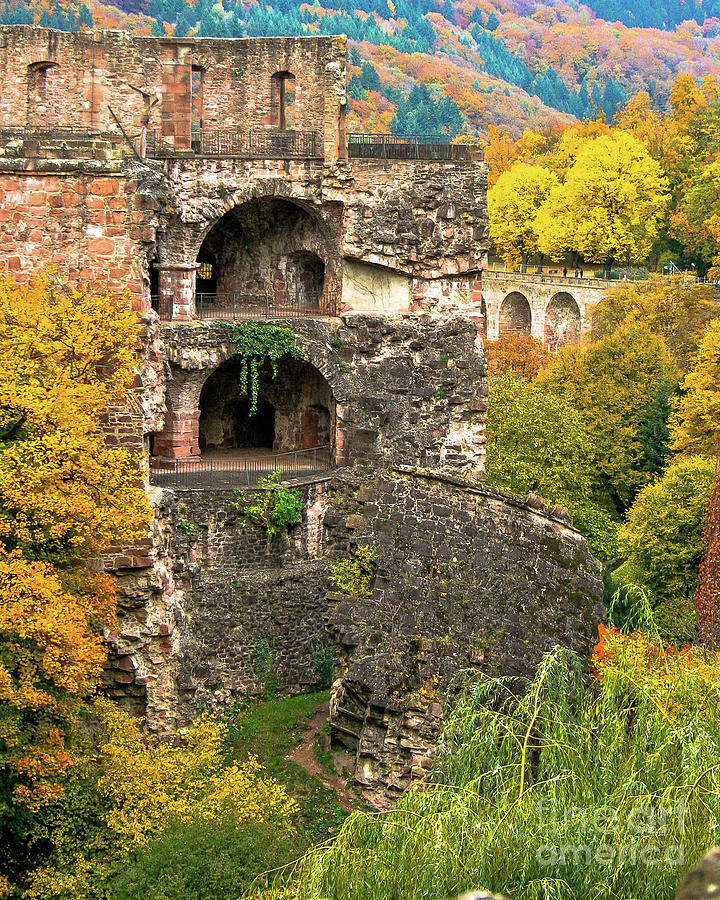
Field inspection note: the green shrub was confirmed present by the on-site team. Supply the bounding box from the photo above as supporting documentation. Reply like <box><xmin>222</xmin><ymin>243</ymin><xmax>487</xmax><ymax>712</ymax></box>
<box><xmin>618</xmin><ymin>456</ymin><xmax>714</xmax><ymax>642</ymax></box>
<box><xmin>231</xmin><ymin>472</ymin><xmax>303</xmax><ymax>538</ymax></box>
<box><xmin>108</xmin><ymin>817</ymin><xmax>297</xmax><ymax>900</ymax></box>
<box><xmin>329</xmin><ymin>546</ymin><xmax>376</xmax><ymax>599</ymax></box>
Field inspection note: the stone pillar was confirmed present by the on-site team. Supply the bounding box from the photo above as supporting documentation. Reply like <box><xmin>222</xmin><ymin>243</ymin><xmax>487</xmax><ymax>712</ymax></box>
<box><xmin>153</xmin><ymin>410</ymin><xmax>201</xmax><ymax>461</ymax></box>
<box><xmin>157</xmin><ymin>263</ymin><xmax>197</xmax><ymax>322</ymax></box>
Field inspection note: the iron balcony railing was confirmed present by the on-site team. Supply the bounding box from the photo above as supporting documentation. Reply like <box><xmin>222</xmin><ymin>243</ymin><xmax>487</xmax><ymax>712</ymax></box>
<box><xmin>145</xmin><ymin>128</ymin><xmax>322</xmax><ymax>159</ymax></box>
<box><xmin>195</xmin><ymin>290</ymin><xmax>339</xmax><ymax>319</ymax></box>
<box><xmin>150</xmin><ymin>446</ymin><xmax>333</xmax><ymax>489</ymax></box>
<box><xmin>347</xmin><ymin>133</ymin><xmax>476</xmax><ymax>160</ymax></box>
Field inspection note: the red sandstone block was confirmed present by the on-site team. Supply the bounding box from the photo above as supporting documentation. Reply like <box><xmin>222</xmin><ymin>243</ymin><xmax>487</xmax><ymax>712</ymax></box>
<box><xmin>85</xmin><ymin>195</ymin><xmax>104</xmax><ymax>210</ymax></box>
<box><xmin>93</xmin><ymin>179</ymin><xmax>121</xmax><ymax>196</ymax></box>
<box><xmin>7</xmin><ymin>256</ymin><xmax>21</xmax><ymax>270</ymax></box>
<box><xmin>89</xmin><ymin>237</ymin><xmax>115</xmax><ymax>256</ymax></box>
<box><xmin>28</xmin><ymin>192</ymin><xmax>47</xmax><ymax>206</ymax></box>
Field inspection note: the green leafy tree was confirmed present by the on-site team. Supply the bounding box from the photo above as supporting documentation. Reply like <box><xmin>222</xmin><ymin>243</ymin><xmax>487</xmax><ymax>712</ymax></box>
<box><xmin>617</xmin><ymin>457</ymin><xmax>715</xmax><ymax>644</ymax></box>
<box><xmin>486</xmin><ymin>376</ymin><xmax>617</xmax><ymax>559</ymax></box>
<box><xmin>536</xmin><ymin>322</ymin><xmax>679</xmax><ymax>514</ymax></box>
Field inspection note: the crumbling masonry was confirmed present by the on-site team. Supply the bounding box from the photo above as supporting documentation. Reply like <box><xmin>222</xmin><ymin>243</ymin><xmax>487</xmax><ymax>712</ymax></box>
<box><xmin>1</xmin><ymin>26</ymin><xmax>603</xmax><ymax>805</ymax></box>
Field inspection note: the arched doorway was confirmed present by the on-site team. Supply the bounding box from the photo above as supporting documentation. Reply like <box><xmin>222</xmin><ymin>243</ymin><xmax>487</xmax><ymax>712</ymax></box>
<box><xmin>195</xmin><ymin>198</ymin><xmax>326</xmax><ymax>316</ymax></box>
<box><xmin>545</xmin><ymin>292</ymin><xmax>581</xmax><ymax>350</ymax></box>
<box><xmin>499</xmin><ymin>292</ymin><xmax>532</xmax><ymax>337</ymax></box>
<box><xmin>198</xmin><ymin>354</ymin><xmax>334</xmax><ymax>458</ymax></box>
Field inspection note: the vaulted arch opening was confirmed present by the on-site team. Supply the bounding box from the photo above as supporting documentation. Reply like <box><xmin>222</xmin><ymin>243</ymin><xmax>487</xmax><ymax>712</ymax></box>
<box><xmin>499</xmin><ymin>292</ymin><xmax>532</xmax><ymax>337</ymax></box>
<box><xmin>195</xmin><ymin>198</ymin><xmax>326</xmax><ymax>316</ymax></box>
<box><xmin>545</xmin><ymin>292</ymin><xmax>581</xmax><ymax>351</ymax></box>
<box><xmin>198</xmin><ymin>355</ymin><xmax>334</xmax><ymax>458</ymax></box>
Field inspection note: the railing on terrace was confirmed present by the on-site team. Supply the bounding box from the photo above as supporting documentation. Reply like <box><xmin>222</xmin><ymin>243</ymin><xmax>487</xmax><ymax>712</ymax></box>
<box><xmin>347</xmin><ymin>133</ymin><xmax>476</xmax><ymax>160</ymax></box>
<box><xmin>195</xmin><ymin>290</ymin><xmax>339</xmax><ymax>319</ymax></box>
<box><xmin>150</xmin><ymin>446</ymin><xmax>333</xmax><ymax>489</ymax></box>
<box><xmin>145</xmin><ymin>128</ymin><xmax>322</xmax><ymax>159</ymax></box>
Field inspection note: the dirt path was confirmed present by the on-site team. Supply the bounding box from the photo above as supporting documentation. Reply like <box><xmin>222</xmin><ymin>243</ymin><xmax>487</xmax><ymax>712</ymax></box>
<box><xmin>285</xmin><ymin>706</ymin><xmax>359</xmax><ymax>813</ymax></box>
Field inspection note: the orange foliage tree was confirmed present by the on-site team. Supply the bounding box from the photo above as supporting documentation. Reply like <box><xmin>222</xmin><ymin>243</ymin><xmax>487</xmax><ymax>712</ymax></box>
<box><xmin>485</xmin><ymin>334</ymin><xmax>550</xmax><ymax>380</ymax></box>
<box><xmin>0</xmin><ymin>272</ymin><xmax>149</xmax><ymax>815</ymax></box>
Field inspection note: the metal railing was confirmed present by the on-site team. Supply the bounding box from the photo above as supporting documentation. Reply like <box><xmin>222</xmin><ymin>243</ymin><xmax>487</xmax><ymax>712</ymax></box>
<box><xmin>150</xmin><ymin>446</ymin><xmax>333</xmax><ymax>489</ymax></box>
<box><xmin>348</xmin><ymin>133</ymin><xmax>475</xmax><ymax>160</ymax></box>
<box><xmin>195</xmin><ymin>290</ymin><xmax>339</xmax><ymax>319</ymax></box>
<box><xmin>145</xmin><ymin>128</ymin><xmax>322</xmax><ymax>159</ymax></box>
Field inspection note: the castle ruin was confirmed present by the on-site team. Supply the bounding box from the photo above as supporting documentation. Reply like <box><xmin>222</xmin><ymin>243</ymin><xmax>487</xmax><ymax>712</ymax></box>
<box><xmin>0</xmin><ymin>26</ymin><xmax>603</xmax><ymax>805</ymax></box>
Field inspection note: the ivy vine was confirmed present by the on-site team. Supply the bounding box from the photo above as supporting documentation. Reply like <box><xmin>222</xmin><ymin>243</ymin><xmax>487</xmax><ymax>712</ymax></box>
<box><xmin>219</xmin><ymin>321</ymin><xmax>304</xmax><ymax>415</ymax></box>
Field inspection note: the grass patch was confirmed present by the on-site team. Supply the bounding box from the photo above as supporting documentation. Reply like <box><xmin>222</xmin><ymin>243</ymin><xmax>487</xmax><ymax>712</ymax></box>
<box><xmin>226</xmin><ymin>691</ymin><xmax>349</xmax><ymax>847</ymax></box>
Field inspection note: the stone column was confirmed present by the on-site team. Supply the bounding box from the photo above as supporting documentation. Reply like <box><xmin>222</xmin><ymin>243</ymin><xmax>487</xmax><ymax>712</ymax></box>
<box><xmin>156</xmin><ymin>263</ymin><xmax>197</xmax><ymax>322</ymax></box>
<box><xmin>153</xmin><ymin>410</ymin><xmax>201</xmax><ymax>460</ymax></box>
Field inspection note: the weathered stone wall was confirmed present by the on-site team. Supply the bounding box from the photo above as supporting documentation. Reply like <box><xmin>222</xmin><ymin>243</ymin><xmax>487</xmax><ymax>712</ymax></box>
<box><xmin>109</xmin><ymin>479</ymin><xmax>334</xmax><ymax>726</ymax></box>
<box><xmin>156</xmin><ymin>313</ymin><xmax>487</xmax><ymax>479</ymax></box>
<box><xmin>323</xmin><ymin>467</ymin><xmax>604</xmax><ymax>805</ymax></box>
<box><xmin>0</xmin><ymin>27</ymin><xmax>346</xmax><ymax>157</ymax></box>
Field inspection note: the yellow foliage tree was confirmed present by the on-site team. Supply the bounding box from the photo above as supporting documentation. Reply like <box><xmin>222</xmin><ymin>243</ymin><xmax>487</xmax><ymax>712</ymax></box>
<box><xmin>0</xmin><ymin>272</ymin><xmax>150</xmax><ymax>814</ymax></box>
<box><xmin>670</xmin><ymin>318</ymin><xmax>720</xmax><ymax>459</ymax></box>
<box><xmin>26</xmin><ymin>699</ymin><xmax>297</xmax><ymax>900</ymax></box>
<box><xmin>488</xmin><ymin>162</ymin><xmax>558</xmax><ymax>271</ymax></box>
<box><xmin>536</xmin><ymin>132</ymin><xmax>670</xmax><ymax>277</ymax></box>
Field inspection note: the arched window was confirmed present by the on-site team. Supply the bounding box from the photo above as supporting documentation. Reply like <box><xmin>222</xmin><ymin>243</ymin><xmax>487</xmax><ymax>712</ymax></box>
<box><xmin>27</xmin><ymin>61</ymin><xmax>59</xmax><ymax>127</ymax></box>
<box><xmin>271</xmin><ymin>71</ymin><xmax>296</xmax><ymax>130</ymax></box>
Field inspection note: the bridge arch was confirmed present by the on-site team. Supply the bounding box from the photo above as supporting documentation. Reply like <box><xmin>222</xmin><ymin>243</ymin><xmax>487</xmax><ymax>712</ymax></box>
<box><xmin>499</xmin><ymin>292</ymin><xmax>532</xmax><ymax>337</ymax></box>
<box><xmin>545</xmin><ymin>292</ymin><xmax>581</xmax><ymax>351</ymax></box>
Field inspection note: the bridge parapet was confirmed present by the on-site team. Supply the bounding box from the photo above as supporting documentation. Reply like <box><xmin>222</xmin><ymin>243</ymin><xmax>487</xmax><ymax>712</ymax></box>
<box><xmin>484</xmin><ymin>269</ymin><xmax>616</xmax><ymax>290</ymax></box>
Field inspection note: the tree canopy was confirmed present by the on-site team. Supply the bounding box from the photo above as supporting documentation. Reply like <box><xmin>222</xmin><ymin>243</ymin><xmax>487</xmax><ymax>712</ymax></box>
<box><xmin>536</xmin><ymin>132</ymin><xmax>670</xmax><ymax>277</ymax></box>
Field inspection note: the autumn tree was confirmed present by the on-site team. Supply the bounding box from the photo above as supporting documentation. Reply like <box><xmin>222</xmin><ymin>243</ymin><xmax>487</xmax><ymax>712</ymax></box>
<box><xmin>486</xmin><ymin>376</ymin><xmax>618</xmax><ymax>559</ymax></box>
<box><xmin>536</xmin><ymin>132</ymin><xmax>669</xmax><ymax>277</ymax></box>
<box><xmin>618</xmin><ymin>457</ymin><xmax>715</xmax><ymax>644</ymax></box>
<box><xmin>0</xmin><ymin>272</ymin><xmax>149</xmax><ymax>823</ymax></box>
<box><xmin>670</xmin><ymin>318</ymin><xmax>720</xmax><ymax>459</ymax></box>
<box><xmin>590</xmin><ymin>276</ymin><xmax>719</xmax><ymax>372</ymax></box>
<box><xmin>484</xmin><ymin>334</ymin><xmax>549</xmax><ymax>380</ymax></box>
<box><xmin>537</xmin><ymin>322</ymin><xmax>679</xmax><ymax>514</ymax></box>
<box><xmin>670</xmin><ymin>160</ymin><xmax>720</xmax><ymax>277</ymax></box>
<box><xmin>488</xmin><ymin>162</ymin><xmax>558</xmax><ymax>271</ymax></box>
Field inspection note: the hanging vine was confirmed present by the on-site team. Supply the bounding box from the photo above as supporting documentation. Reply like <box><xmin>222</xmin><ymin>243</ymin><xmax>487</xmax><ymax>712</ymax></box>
<box><xmin>219</xmin><ymin>321</ymin><xmax>304</xmax><ymax>415</ymax></box>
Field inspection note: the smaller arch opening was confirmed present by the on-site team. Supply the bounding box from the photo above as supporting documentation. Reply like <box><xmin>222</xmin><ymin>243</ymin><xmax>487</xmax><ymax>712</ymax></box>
<box><xmin>545</xmin><ymin>292</ymin><xmax>581</xmax><ymax>351</ymax></box>
<box><xmin>499</xmin><ymin>292</ymin><xmax>532</xmax><ymax>337</ymax></box>
<box><xmin>271</xmin><ymin>71</ymin><xmax>296</xmax><ymax>130</ymax></box>
<box><xmin>27</xmin><ymin>61</ymin><xmax>60</xmax><ymax>127</ymax></box>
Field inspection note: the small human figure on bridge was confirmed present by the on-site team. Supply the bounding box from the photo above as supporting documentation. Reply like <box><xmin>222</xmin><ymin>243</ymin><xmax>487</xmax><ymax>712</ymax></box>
<box><xmin>580</xmin><ymin>269</ymin><xmax>584</xmax><ymax>278</ymax></box>
<box><xmin>563</xmin><ymin>267</ymin><xmax>567</xmax><ymax>277</ymax></box>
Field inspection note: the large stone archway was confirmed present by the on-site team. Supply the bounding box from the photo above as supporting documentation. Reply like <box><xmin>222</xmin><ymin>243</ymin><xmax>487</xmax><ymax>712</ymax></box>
<box><xmin>545</xmin><ymin>292</ymin><xmax>581</xmax><ymax>350</ymax></box>
<box><xmin>198</xmin><ymin>355</ymin><xmax>335</xmax><ymax>456</ymax></box>
<box><xmin>499</xmin><ymin>291</ymin><xmax>532</xmax><ymax>337</ymax></box>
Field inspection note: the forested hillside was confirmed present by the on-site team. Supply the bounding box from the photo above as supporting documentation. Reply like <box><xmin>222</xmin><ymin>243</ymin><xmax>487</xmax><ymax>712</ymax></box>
<box><xmin>4</xmin><ymin>0</ymin><xmax>720</xmax><ymax>137</ymax></box>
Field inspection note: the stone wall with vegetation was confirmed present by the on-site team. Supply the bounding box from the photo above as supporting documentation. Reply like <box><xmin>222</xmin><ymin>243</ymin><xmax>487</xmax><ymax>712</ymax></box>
<box><xmin>323</xmin><ymin>466</ymin><xmax>604</xmax><ymax>805</ymax></box>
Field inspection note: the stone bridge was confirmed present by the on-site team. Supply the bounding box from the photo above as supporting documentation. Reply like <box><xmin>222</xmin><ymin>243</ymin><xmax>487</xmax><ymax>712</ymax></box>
<box><xmin>482</xmin><ymin>270</ymin><xmax>614</xmax><ymax>349</ymax></box>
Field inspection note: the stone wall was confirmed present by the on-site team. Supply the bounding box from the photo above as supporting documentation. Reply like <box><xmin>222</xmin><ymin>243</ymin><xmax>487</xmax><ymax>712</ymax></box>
<box><xmin>323</xmin><ymin>467</ymin><xmax>604</xmax><ymax>805</ymax></box>
<box><xmin>0</xmin><ymin>27</ymin><xmax>346</xmax><ymax>157</ymax></box>
<box><xmin>156</xmin><ymin>312</ymin><xmax>487</xmax><ymax>479</ymax></box>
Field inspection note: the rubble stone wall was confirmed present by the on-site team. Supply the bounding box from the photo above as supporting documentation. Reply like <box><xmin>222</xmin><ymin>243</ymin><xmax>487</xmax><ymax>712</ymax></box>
<box><xmin>323</xmin><ymin>467</ymin><xmax>604</xmax><ymax>805</ymax></box>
